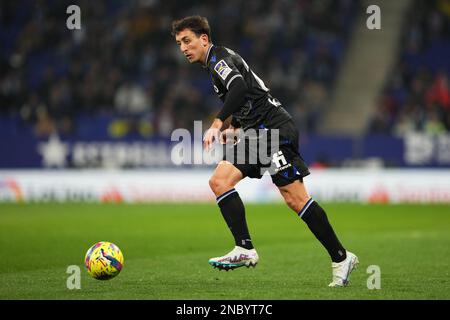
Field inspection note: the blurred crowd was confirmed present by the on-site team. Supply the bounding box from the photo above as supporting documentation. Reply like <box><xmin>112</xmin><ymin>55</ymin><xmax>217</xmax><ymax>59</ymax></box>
<box><xmin>0</xmin><ymin>0</ymin><xmax>358</xmax><ymax>138</ymax></box>
<box><xmin>368</xmin><ymin>0</ymin><xmax>450</xmax><ymax>136</ymax></box>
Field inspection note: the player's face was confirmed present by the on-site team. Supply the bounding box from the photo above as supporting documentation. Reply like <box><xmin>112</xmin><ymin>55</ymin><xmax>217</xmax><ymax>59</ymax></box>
<box><xmin>175</xmin><ymin>29</ymin><xmax>209</xmax><ymax>64</ymax></box>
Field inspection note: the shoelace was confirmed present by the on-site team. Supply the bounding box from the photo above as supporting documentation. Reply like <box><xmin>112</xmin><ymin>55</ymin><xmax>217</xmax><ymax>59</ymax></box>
<box><xmin>219</xmin><ymin>253</ymin><xmax>249</xmax><ymax>263</ymax></box>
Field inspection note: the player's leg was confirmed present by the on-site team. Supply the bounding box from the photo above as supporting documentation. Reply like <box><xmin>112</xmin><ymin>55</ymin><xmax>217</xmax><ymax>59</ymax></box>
<box><xmin>270</xmin><ymin>119</ymin><xmax>358</xmax><ymax>286</ymax></box>
<box><xmin>278</xmin><ymin>180</ymin><xmax>347</xmax><ymax>262</ymax></box>
<box><xmin>277</xmin><ymin>180</ymin><xmax>359</xmax><ymax>286</ymax></box>
<box><xmin>209</xmin><ymin>160</ymin><xmax>253</xmax><ymax>249</ymax></box>
<box><xmin>208</xmin><ymin>160</ymin><xmax>259</xmax><ymax>270</ymax></box>
<box><xmin>209</xmin><ymin>160</ymin><xmax>243</xmax><ymax>197</ymax></box>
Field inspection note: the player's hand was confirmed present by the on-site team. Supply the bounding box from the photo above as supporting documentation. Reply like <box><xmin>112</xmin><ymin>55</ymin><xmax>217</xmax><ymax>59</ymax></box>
<box><xmin>203</xmin><ymin>127</ymin><xmax>222</xmax><ymax>151</ymax></box>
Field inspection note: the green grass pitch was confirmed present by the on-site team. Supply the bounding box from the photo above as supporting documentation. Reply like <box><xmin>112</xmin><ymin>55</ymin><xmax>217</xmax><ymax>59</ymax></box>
<box><xmin>0</xmin><ymin>203</ymin><xmax>449</xmax><ymax>299</ymax></box>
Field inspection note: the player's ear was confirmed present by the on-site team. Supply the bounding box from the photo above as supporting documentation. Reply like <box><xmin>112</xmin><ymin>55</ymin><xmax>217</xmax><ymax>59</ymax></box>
<box><xmin>200</xmin><ymin>34</ymin><xmax>209</xmax><ymax>46</ymax></box>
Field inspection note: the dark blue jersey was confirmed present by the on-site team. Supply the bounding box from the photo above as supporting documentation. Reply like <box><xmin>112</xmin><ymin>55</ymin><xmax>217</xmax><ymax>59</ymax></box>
<box><xmin>205</xmin><ymin>45</ymin><xmax>291</xmax><ymax>130</ymax></box>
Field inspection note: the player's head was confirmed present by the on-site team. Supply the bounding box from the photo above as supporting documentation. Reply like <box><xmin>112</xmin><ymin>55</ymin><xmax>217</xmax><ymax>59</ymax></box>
<box><xmin>172</xmin><ymin>16</ymin><xmax>212</xmax><ymax>64</ymax></box>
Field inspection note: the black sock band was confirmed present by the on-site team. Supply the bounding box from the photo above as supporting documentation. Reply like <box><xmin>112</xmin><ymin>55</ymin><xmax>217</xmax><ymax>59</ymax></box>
<box><xmin>300</xmin><ymin>200</ymin><xmax>346</xmax><ymax>263</ymax></box>
<box><xmin>217</xmin><ymin>189</ymin><xmax>253</xmax><ymax>249</ymax></box>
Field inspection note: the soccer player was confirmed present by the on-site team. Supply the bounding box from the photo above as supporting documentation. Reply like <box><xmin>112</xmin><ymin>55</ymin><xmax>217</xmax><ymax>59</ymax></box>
<box><xmin>172</xmin><ymin>16</ymin><xmax>358</xmax><ymax>287</ymax></box>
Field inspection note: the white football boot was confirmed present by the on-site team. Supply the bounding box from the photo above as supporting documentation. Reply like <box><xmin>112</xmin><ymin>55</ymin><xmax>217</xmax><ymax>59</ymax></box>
<box><xmin>328</xmin><ymin>251</ymin><xmax>359</xmax><ymax>287</ymax></box>
<box><xmin>208</xmin><ymin>246</ymin><xmax>259</xmax><ymax>271</ymax></box>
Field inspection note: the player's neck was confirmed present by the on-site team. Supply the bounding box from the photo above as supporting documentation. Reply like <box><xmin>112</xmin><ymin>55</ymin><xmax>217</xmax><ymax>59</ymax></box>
<box><xmin>202</xmin><ymin>44</ymin><xmax>214</xmax><ymax>67</ymax></box>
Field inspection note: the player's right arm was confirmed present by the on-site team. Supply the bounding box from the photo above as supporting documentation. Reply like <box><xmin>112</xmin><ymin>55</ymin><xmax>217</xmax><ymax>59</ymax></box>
<box><xmin>215</xmin><ymin>77</ymin><xmax>248</xmax><ymax>122</ymax></box>
<box><xmin>209</xmin><ymin>49</ymin><xmax>248</xmax><ymax>123</ymax></box>
<box><xmin>205</xmin><ymin>51</ymin><xmax>247</xmax><ymax>150</ymax></box>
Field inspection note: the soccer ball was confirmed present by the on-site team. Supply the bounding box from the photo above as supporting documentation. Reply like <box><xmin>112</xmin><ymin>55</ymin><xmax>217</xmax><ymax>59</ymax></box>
<box><xmin>84</xmin><ymin>241</ymin><xmax>124</xmax><ymax>280</ymax></box>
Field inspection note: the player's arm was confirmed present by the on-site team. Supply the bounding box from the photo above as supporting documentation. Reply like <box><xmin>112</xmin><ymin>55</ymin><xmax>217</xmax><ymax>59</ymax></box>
<box><xmin>204</xmin><ymin>79</ymin><xmax>247</xmax><ymax>150</ymax></box>
<box><xmin>204</xmin><ymin>51</ymin><xmax>247</xmax><ymax>150</ymax></box>
<box><xmin>216</xmin><ymin>76</ymin><xmax>247</xmax><ymax>122</ymax></box>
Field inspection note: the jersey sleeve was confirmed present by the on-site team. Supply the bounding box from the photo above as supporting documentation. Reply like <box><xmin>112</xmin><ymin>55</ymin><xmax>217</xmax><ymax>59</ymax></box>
<box><xmin>209</xmin><ymin>50</ymin><xmax>244</xmax><ymax>91</ymax></box>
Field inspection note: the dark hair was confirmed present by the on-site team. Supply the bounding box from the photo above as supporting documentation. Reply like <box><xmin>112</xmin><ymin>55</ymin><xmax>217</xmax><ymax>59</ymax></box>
<box><xmin>171</xmin><ymin>15</ymin><xmax>211</xmax><ymax>42</ymax></box>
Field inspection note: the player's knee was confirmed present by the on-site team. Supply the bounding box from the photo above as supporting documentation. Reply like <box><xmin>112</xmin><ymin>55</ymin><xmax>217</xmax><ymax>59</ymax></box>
<box><xmin>208</xmin><ymin>176</ymin><xmax>218</xmax><ymax>192</ymax></box>
<box><xmin>208</xmin><ymin>175</ymin><xmax>234</xmax><ymax>195</ymax></box>
<box><xmin>283</xmin><ymin>193</ymin><xmax>300</xmax><ymax>212</ymax></box>
<box><xmin>280</xmin><ymin>188</ymin><xmax>309</xmax><ymax>213</ymax></box>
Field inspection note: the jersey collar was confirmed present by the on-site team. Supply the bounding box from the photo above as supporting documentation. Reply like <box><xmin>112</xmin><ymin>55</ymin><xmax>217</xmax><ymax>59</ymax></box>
<box><xmin>203</xmin><ymin>44</ymin><xmax>214</xmax><ymax>68</ymax></box>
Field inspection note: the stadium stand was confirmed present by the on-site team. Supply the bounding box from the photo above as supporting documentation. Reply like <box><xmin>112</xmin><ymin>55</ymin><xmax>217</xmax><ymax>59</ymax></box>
<box><xmin>368</xmin><ymin>0</ymin><xmax>450</xmax><ymax>135</ymax></box>
<box><xmin>0</xmin><ymin>0</ymin><xmax>359</xmax><ymax>138</ymax></box>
